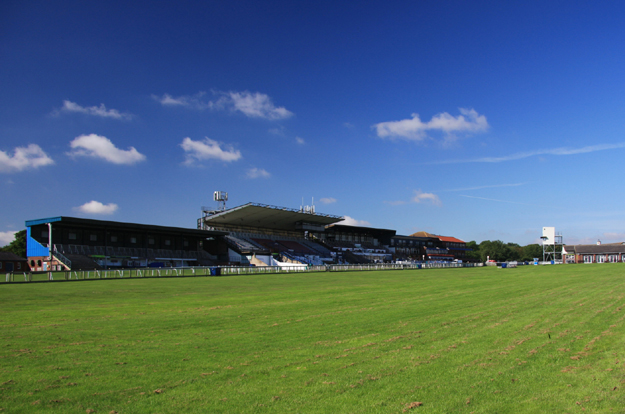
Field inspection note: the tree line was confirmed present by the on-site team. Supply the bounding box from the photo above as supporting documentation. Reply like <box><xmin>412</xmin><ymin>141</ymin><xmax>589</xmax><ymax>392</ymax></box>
<box><xmin>465</xmin><ymin>240</ymin><xmax>542</xmax><ymax>262</ymax></box>
<box><xmin>0</xmin><ymin>230</ymin><xmax>26</xmax><ymax>258</ymax></box>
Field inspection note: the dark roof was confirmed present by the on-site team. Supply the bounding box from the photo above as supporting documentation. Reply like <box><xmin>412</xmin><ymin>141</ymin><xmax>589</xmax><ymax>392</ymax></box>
<box><xmin>0</xmin><ymin>252</ymin><xmax>27</xmax><ymax>261</ymax></box>
<box><xmin>25</xmin><ymin>217</ymin><xmax>227</xmax><ymax>237</ymax></box>
<box><xmin>393</xmin><ymin>235</ymin><xmax>432</xmax><ymax>242</ymax></box>
<box><xmin>565</xmin><ymin>243</ymin><xmax>625</xmax><ymax>254</ymax></box>
<box><xmin>325</xmin><ymin>224</ymin><xmax>396</xmax><ymax>237</ymax></box>
<box><xmin>201</xmin><ymin>203</ymin><xmax>343</xmax><ymax>231</ymax></box>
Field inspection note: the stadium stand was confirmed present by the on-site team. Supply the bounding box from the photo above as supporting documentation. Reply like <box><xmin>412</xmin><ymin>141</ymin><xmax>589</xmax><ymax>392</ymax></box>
<box><xmin>24</xmin><ymin>199</ymin><xmax>473</xmax><ymax>271</ymax></box>
<box><xmin>26</xmin><ymin>217</ymin><xmax>225</xmax><ymax>271</ymax></box>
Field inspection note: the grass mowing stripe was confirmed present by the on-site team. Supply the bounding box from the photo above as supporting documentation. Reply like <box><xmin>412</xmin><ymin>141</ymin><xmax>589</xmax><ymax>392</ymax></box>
<box><xmin>1</xmin><ymin>265</ymin><xmax>625</xmax><ymax>412</ymax></box>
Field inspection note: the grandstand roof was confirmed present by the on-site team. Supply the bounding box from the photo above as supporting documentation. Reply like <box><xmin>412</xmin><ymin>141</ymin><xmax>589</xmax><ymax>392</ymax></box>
<box><xmin>200</xmin><ymin>203</ymin><xmax>344</xmax><ymax>231</ymax></box>
<box><xmin>25</xmin><ymin>216</ymin><xmax>227</xmax><ymax>237</ymax></box>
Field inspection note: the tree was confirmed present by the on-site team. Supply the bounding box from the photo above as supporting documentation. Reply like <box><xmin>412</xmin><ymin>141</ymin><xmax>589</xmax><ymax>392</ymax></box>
<box><xmin>465</xmin><ymin>241</ymin><xmax>481</xmax><ymax>262</ymax></box>
<box><xmin>0</xmin><ymin>229</ymin><xmax>26</xmax><ymax>258</ymax></box>
<box><xmin>521</xmin><ymin>244</ymin><xmax>542</xmax><ymax>261</ymax></box>
<box><xmin>478</xmin><ymin>240</ymin><xmax>521</xmax><ymax>262</ymax></box>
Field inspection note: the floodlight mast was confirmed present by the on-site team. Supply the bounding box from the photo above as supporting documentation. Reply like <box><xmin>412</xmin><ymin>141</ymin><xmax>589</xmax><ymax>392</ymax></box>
<box><xmin>214</xmin><ymin>191</ymin><xmax>228</xmax><ymax>211</ymax></box>
<box><xmin>198</xmin><ymin>191</ymin><xmax>228</xmax><ymax>230</ymax></box>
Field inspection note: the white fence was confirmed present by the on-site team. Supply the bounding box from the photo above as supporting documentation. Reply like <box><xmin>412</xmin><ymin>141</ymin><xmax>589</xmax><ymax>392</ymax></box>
<box><xmin>2</xmin><ymin>262</ymin><xmax>484</xmax><ymax>284</ymax></box>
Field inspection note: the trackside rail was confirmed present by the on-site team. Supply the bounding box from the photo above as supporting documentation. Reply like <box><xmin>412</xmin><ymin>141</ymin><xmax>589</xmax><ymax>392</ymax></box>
<box><xmin>1</xmin><ymin>262</ymin><xmax>484</xmax><ymax>284</ymax></box>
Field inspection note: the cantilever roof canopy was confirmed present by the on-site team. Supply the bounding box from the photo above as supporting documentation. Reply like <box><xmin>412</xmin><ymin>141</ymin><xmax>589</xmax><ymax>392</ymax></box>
<box><xmin>26</xmin><ymin>216</ymin><xmax>227</xmax><ymax>238</ymax></box>
<box><xmin>201</xmin><ymin>203</ymin><xmax>344</xmax><ymax>232</ymax></box>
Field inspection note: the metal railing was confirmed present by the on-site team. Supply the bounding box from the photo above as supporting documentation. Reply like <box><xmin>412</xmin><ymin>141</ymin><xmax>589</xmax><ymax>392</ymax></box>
<box><xmin>1</xmin><ymin>262</ymin><xmax>484</xmax><ymax>284</ymax></box>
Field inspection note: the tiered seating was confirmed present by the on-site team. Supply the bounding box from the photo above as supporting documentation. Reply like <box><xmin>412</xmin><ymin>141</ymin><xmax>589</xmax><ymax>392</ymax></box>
<box><xmin>64</xmin><ymin>254</ymin><xmax>101</xmax><ymax>270</ymax></box>
<box><xmin>225</xmin><ymin>235</ymin><xmax>267</xmax><ymax>253</ymax></box>
<box><xmin>300</xmin><ymin>239</ymin><xmax>332</xmax><ymax>256</ymax></box>
<box><xmin>252</xmin><ymin>238</ymin><xmax>289</xmax><ymax>253</ymax></box>
<box><xmin>278</xmin><ymin>240</ymin><xmax>316</xmax><ymax>255</ymax></box>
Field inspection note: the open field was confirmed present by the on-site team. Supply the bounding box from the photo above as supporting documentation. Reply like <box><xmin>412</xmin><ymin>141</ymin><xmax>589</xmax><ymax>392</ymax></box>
<box><xmin>1</xmin><ymin>265</ymin><xmax>625</xmax><ymax>413</ymax></box>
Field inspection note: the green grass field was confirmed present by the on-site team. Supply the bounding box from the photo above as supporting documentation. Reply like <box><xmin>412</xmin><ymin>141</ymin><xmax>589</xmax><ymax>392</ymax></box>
<box><xmin>1</xmin><ymin>264</ymin><xmax>625</xmax><ymax>413</ymax></box>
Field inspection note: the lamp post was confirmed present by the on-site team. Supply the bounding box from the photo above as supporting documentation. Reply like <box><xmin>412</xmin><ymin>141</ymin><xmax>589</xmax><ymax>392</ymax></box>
<box><xmin>540</xmin><ymin>236</ymin><xmax>548</xmax><ymax>262</ymax></box>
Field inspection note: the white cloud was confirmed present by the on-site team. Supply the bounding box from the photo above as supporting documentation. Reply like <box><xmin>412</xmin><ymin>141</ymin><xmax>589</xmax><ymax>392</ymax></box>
<box><xmin>319</xmin><ymin>197</ymin><xmax>336</xmax><ymax>204</ymax></box>
<box><xmin>53</xmin><ymin>100</ymin><xmax>132</xmax><ymax>120</ymax></box>
<box><xmin>68</xmin><ymin>134</ymin><xmax>146</xmax><ymax>165</ymax></box>
<box><xmin>151</xmin><ymin>92</ymin><xmax>208</xmax><ymax>108</ymax></box>
<box><xmin>154</xmin><ymin>90</ymin><xmax>293</xmax><ymax>120</ymax></box>
<box><xmin>75</xmin><ymin>200</ymin><xmax>118</xmax><ymax>215</ymax></box>
<box><xmin>180</xmin><ymin>137</ymin><xmax>241</xmax><ymax>165</ymax></box>
<box><xmin>373</xmin><ymin>108</ymin><xmax>488</xmax><ymax>142</ymax></box>
<box><xmin>411</xmin><ymin>190</ymin><xmax>442</xmax><ymax>206</ymax></box>
<box><xmin>0</xmin><ymin>144</ymin><xmax>54</xmax><ymax>173</ymax></box>
<box><xmin>434</xmin><ymin>143</ymin><xmax>625</xmax><ymax>165</ymax></box>
<box><xmin>225</xmin><ymin>91</ymin><xmax>293</xmax><ymax>120</ymax></box>
<box><xmin>295</xmin><ymin>137</ymin><xmax>306</xmax><ymax>145</ymax></box>
<box><xmin>246</xmin><ymin>167</ymin><xmax>271</xmax><ymax>179</ymax></box>
<box><xmin>343</xmin><ymin>122</ymin><xmax>355</xmax><ymax>129</ymax></box>
<box><xmin>338</xmin><ymin>216</ymin><xmax>371</xmax><ymax>227</ymax></box>
<box><xmin>0</xmin><ymin>231</ymin><xmax>17</xmax><ymax>247</ymax></box>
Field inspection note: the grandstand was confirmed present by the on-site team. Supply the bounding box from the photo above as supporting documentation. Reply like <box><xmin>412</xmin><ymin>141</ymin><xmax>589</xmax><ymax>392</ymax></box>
<box><xmin>197</xmin><ymin>202</ymin><xmax>344</xmax><ymax>266</ymax></box>
<box><xmin>25</xmin><ymin>217</ymin><xmax>226</xmax><ymax>271</ymax></box>
<box><xmin>24</xmin><ymin>198</ymin><xmax>472</xmax><ymax>271</ymax></box>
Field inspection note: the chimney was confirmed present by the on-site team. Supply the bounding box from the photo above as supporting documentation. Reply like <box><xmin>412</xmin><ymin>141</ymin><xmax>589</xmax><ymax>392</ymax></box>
<box><xmin>597</xmin><ymin>240</ymin><xmax>601</xmax><ymax>245</ymax></box>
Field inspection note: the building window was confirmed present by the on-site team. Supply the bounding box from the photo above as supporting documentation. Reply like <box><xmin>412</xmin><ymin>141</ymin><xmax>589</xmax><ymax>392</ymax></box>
<box><xmin>41</xmin><ymin>230</ymin><xmax>49</xmax><ymax>238</ymax></box>
<box><xmin>111</xmin><ymin>236</ymin><xmax>118</xmax><ymax>243</ymax></box>
<box><xmin>130</xmin><ymin>237</ymin><xmax>137</xmax><ymax>244</ymax></box>
<box><xmin>17</xmin><ymin>263</ymin><xmax>21</xmax><ymax>270</ymax></box>
<box><xmin>148</xmin><ymin>238</ymin><xmax>155</xmax><ymax>245</ymax></box>
<box><xmin>69</xmin><ymin>233</ymin><xmax>77</xmax><ymax>240</ymax></box>
<box><xmin>37</xmin><ymin>260</ymin><xmax>42</xmax><ymax>267</ymax></box>
<box><xmin>184</xmin><ymin>240</ymin><xmax>189</xmax><ymax>247</ymax></box>
<box><xmin>30</xmin><ymin>260</ymin><xmax>35</xmax><ymax>267</ymax></box>
<box><xmin>165</xmin><ymin>240</ymin><xmax>171</xmax><ymax>246</ymax></box>
<box><xmin>90</xmin><ymin>234</ymin><xmax>97</xmax><ymax>241</ymax></box>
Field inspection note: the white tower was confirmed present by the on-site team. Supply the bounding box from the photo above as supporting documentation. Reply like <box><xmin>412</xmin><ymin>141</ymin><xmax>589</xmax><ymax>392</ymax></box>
<box><xmin>541</xmin><ymin>227</ymin><xmax>563</xmax><ymax>263</ymax></box>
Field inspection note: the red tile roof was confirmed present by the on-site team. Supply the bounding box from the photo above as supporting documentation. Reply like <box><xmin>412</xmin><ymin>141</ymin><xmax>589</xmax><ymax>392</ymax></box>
<box><xmin>438</xmin><ymin>236</ymin><xmax>466</xmax><ymax>244</ymax></box>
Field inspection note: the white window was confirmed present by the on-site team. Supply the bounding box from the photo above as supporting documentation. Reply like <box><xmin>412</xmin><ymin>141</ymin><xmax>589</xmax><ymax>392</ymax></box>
<box><xmin>583</xmin><ymin>255</ymin><xmax>593</xmax><ymax>263</ymax></box>
<box><xmin>597</xmin><ymin>255</ymin><xmax>606</xmax><ymax>263</ymax></box>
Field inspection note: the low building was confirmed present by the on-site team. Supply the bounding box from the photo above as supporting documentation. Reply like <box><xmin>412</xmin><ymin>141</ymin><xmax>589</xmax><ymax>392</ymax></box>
<box><xmin>0</xmin><ymin>252</ymin><xmax>28</xmax><ymax>273</ymax></box>
<box><xmin>563</xmin><ymin>243</ymin><xmax>625</xmax><ymax>264</ymax></box>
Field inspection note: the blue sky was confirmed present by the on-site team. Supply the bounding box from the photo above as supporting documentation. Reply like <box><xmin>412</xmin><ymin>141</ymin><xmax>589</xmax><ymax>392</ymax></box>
<box><xmin>2</xmin><ymin>0</ymin><xmax>625</xmax><ymax>247</ymax></box>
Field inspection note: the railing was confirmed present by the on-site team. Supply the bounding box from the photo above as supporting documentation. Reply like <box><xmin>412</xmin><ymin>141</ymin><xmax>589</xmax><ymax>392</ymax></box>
<box><xmin>1</xmin><ymin>262</ymin><xmax>484</xmax><ymax>284</ymax></box>
<box><xmin>52</xmin><ymin>248</ymin><xmax>72</xmax><ymax>269</ymax></box>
